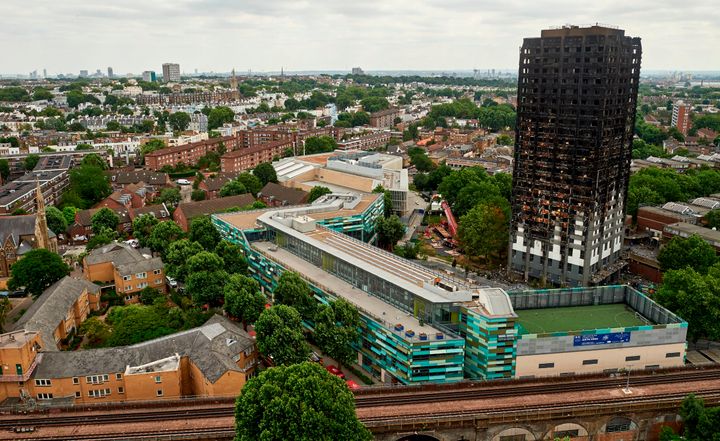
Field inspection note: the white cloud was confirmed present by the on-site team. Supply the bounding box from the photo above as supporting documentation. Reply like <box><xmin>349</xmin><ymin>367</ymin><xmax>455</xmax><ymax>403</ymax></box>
<box><xmin>0</xmin><ymin>0</ymin><xmax>717</xmax><ymax>74</ymax></box>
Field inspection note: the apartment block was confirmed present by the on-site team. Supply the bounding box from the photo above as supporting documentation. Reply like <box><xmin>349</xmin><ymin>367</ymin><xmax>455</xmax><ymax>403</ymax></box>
<box><xmin>510</xmin><ymin>25</ymin><xmax>641</xmax><ymax>286</ymax></box>
<box><xmin>83</xmin><ymin>242</ymin><xmax>166</xmax><ymax>303</ymax></box>
<box><xmin>220</xmin><ymin>140</ymin><xmax>292</xmax><ymax>174</ymax></box>
<box><xmin>144</xmin><ymin>136</ymin><xmax>237</xmax><ymax>171</ymax></box>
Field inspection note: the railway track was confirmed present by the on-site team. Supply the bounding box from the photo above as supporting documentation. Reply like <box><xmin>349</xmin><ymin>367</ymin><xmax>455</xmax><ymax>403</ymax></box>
<box><xmin>355</xmin><ymin>367</ymin><xmax>720</xmax><ymax>407</ymax></box>
<box><xmin>12</xmin><ymin>427</ymin><xmax>236</xmax><ymax>441</ymax></box>
<box><xmin>3</xmin><ymin>367</ymin><xmax>720</xmax><ymax>432</ymax></box>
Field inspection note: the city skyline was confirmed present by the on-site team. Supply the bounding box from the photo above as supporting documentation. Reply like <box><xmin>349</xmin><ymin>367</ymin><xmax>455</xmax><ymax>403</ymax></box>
<box><xmin>1</xmin><ymin>0</ymin><xmax>717</xmax><ymax>74</ymax></box>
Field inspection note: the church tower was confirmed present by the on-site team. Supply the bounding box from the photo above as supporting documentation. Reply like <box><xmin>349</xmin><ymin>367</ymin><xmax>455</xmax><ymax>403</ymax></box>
<box><xmin>230</xmin><ymin>69</ymin><xmax>240</xmax><ymax>100</ymax></box>
<box><xmin>34</xmin><ymin>180</ymin><xmax>51</xmax><ymax>251</ymax></box>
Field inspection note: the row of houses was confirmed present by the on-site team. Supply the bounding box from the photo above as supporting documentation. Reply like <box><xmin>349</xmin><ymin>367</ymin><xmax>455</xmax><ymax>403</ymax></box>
<box><xmin>0</xmin><ymin>276</ymin><xmax>257</xmax><ymax>405</ymax></box>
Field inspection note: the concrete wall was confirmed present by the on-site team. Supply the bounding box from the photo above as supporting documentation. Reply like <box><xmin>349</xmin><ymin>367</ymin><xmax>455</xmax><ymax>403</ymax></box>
<box><xmin>515</xmin><ymin>341</ymin><xmax>686</xmax><ymax>378</ymax></box>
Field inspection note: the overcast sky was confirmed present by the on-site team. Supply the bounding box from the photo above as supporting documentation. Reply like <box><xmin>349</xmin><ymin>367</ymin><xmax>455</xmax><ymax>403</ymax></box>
<box><xmin>1</xmin><ymin>0</ymin><xmax>717</xmax><ymax>75</ymax></box>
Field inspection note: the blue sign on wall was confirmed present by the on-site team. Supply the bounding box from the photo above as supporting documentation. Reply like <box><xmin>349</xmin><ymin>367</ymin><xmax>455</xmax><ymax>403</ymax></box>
<box><xmin>573</xmin><ymin>332</ymin><xmax>630</xmax><ymax>346</ymax></box>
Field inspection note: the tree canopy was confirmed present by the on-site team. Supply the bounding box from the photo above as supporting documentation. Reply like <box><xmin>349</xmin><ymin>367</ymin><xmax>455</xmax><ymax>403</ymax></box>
<box><xmin>658</xmin><ymin>235</ymin><xmax>718</xmax><ymax>274</ymax></box>
<box><xmin>45</xmin><ymin>206</ymin><xmax>68</xmax><ymax>235</ymax></box>
<box><xmin>254</xmin><ymin>162</ymin><xmax>278</xmax><ymax>186</ymax></box>
<box><xmin>168</xmin><ymin>111</ymin><xmax>191</xmax><ymax>131</ymax></box>
<box><xmin>8</xmin><ymin>249</ymin><xmax>70</xmax><ymax>297</ymax></box>
<box><xmin>308</xmin><ymin>186</ymin><xmax>332</xmax><ymax>203</ymax></box>
<box><xmin>224</xmin><ymin>274</ymin><xmax>265</xmax><ymax>328</ymax></box>
<box><xmin>131</xmin><ymin>213</ymin><xmax>159</xmax><ymax>248</ymax></box>
<box><xmin>219</xmin><ymin>180</ymin><xmax>247</xmax><ymax>197</ymax></box>
<box><xmin>376</xmin><ymin>215</ymin><xmax>405</xmax><ymax>250</ymax></box>
<box><xmin>214</xmin><ymin>240</ymin><xmax>248</xmax><ymax>275</ymax></box>
<box><xmin>147</xmin><ymin>221</ymin><xmax>185</xmax><ymax>257</ymax></box>
<box><xmin>234</xmin><ymin>362</ymin><xmax>371</xmax><ymax>441</ymax></box>
<box><xmin>64</xmin><ymin>164</ymin><xmax>111</xmax><ymax>209</ymax></box>
<box><xmin>255</xmin><ymin>305</ymin><xmax>311</xmax><ymax>366</ymax></box>
<box><xmin>91</xmin><ymin>207</ymin><xmax>119</xmax><ymax>234</ymax></box>
<box><xmin>207</xmin><ymin>106</ymin><xmax>235</xmax><ymax>130</ymax></box>
<box><xmin>185</xmin><ymin>251</ymin><xmax>227</xmax><ymax>305</ymax></box>
<box><xmin>273</xmin><ymin>271</ymin><xmax>316</xmax><ymax>322</ymax></box>
<box><xmin>458</xmin><ymin>201</ymin><xmax>510</xmax><ymax>262</ymax></box>
<box><xmin>314</xmin><ymin>299</ymin><xmax>361</xmax><ymax>367</ymax></box>
<box><xmin>165</xmin><ymin>239</ymin><xmax>204</xmax><ymax>282</ymax></box>
<box><xmin>303</xmin><ymin>136</ymin><xmax>337</xmax><ymax>155</ymax></box>
<box><xmin>189</xmin><ymin>216</ymin><xmax>221</xmax><ymax>251</ymax></box>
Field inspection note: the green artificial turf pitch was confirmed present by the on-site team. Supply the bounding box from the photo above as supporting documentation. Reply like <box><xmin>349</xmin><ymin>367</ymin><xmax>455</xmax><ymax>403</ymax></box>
<box><xmin>515</xmin><ymin>303</ymin><xmax>648</xmax><ymax>334</ymax></box>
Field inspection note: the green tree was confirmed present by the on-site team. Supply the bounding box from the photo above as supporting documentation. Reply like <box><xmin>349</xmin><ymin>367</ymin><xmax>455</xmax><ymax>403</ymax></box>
<box><xmin>157</xmin><ymin>187</ymin><xmax>181</xmax><ymax>206</ymax></box>
<box><xmin>224</xmin><ymin>274</ymin><xmax>266</xmax><ymax>329</ymax></box>
<box><xmin>706</xmin><ymin>209</ymin><xmax>720</xmax><ymax>229</ymax></box>
<box><xmin>308</xmin><ymin>186</ymin><xmax>332</xmax><ymax>203</ymax></box>
<box><xmin>360</xmin><ymin>96</ymin><xmax>390</xmax><ymax>113</ymax></box>
<box><xmin>8</xmin><ymin>249</ymin><xmax>70</xmax><ymax>297</ymax></box>
<box><xmin>458</xmin><ymin>202</ymin><xmax>510</xmax><ymax>262</ymax></box>
<box><xmin>147</xmin><ymin>221</ymin><xmax>185</xmax><ymax>257</ymax></box>
<box><xmin>139</xmin><ymin>287</ymin><xmax>164</xmax><ymax>305</ymax></box>
<box><xmin>376</xmin><ymin>215</ymin><xmax>405</xmax><ymax>250</ymax></box>
<box><xmin>106</xmin><ymin>120</ymin><xmax>121</xmax><ymax>131</ymax></box>
<box><xmin>191</xmin><ymin>189</ymin><xmax>206</xmax><ymax>201</ymax></box>
<box><xmin>372</xmin><ymin>184</ymin><xmax>394</xmax><ymax>218</ymax></box>
<box><xmin>207</xmin><ymin>106</ymin><xmax>235</xmax><ymax>130</ymax></box>
<box><xmin>655</xmin><ymin>266</ymin><xmax>720</xmax><ymax>342</ymax></box>
<box><xmin>91</xmin><ymin>207</ymin><xmax>119</xmax><ymax>234</ymax></box>
<box><xmin>81</xmin><ymin>153</ymin><xmax>108</xmax><ymax>170</ymax></box>
<box><xmin>215</xmin><ymin>240</ymin><xmax>248</xmax><ymax>275</ymax></box>
<box><xmin>234</xmin><ymin>362</ymin><xmax>371</xmax><ymax>441</ymax></box>
<box><xmin>168</xmin><ymin>111</ymin><xmax>191</xmax><ymax>131</ymax></box>
<box><xmin>141</xmin><ymin>139</ymin><xmax>166</xmax><ymax>156</ymax></box>
<box><xmin>496</xmin><ymin>134</ymin><xmax>513</xmax><ymax>145</ymax></box>
<box><xmin>66</xmin><ymin>164</ymin><xmax>111</xmax><ymax>208</ymax></box>
<box><xmin>189</xmin><ymin>216</ymin><xmax>221</xmax><ymax>251</ymax></box>
<box><xmin>658</xmin><ymin>235</ymin><xmax>718</xmax><ymax>274</ymax></box>
<box><xmin>131</xmin><ymin>213</ymin><xmax>159</xmax><ymax>248</ymax></box>
<box><xmin>219</xmin><ymin>180</ymin><xmax>247</xmax><ymax>197</ymax></box>
<box><xmin>24</xmin><ymin>154</ymin><xmax>40</xmax><ymax>171</ymax></box>
<box><xmin>62</xmin><ymin>206</ymin><xmax>79</xmax><ymax>225</ymax></box>
<box><xmin>165</xmin><ymin>239</ymin><xmax>203</xmax><ymax>282</ymax></box>
<box><xmin>303</xmin><ymin>135</ymin><xmax>337</xmax><ymax>154</ymax></box>
<box><xmin>314</xmin><ymin>299</ymin><xmax>361</xmax><ymax>367</ymax></box>
<box><xmin>0</xmin><ymin>159</ymin><xmax>10</xmax><ymax>182</ymax></box>
<box><xmin>273</xmin><ymin>272</ymin><xmax>317</xmax><ymax>322</ymax></box>
<box><xmin>236</xmin><ymin>173</ymin><xmax>263</xmax><ymax>196</ymax></box>
<box><xmin>408</xmin><ymin>148</ymin><xmax>435</xmax><ymax>172</ymax></box>
<box><xmin>185</xmin><ymin>251</ymin><xmax>227</xmax><ymax>305</ymax></box>
<box><xmin>45</xmin><ymin>206</ymin><xmax>68</xmax><ymax>235</ymax></box>
<box><xmin>79</xmin><ymin>317</ymin><xmax>111</xmax><ymax>348</ymax></box>
<box><xmin>255</xmin><ymin>305</ymin><xmax>311</xmax><ymax>366</ymax></box>
<box><xmin>86</xmin><ymin>227</ymin><xmax>116</xmax><ymax>251</ymax></box>
<box><xmin>105</xmin><ymin>304</ymin><xmax>177</xmax><ymax>346</ymax></box>
<box><xmin>253</xmin><ymin>162</ymin><xmax>278</xmax><ymax>186</ymax></box>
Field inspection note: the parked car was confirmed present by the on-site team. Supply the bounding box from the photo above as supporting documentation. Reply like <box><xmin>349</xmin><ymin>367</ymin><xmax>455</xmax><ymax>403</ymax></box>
<box><xmin>325</xmin><ymin>365</ymin><xmax>345</xmax><ymax>379</ymax></box>
<box><xmin>346</xmin><ymin>380</ymin><xmax>361</xmax><ymax>390</ymax></box>
<box><xmin>166</xmin><ymin>276</ymin><xmax>178</xmax><ymax>288</ymax></box>
<box><xmin>176</xmin><ymin>179</ymin><xmax>191</xmax><ymax>185</ymax></box>
<box><xmin>309</xmin><ymin>351</ymin><xmax>322</xmax><ymax>364</ymax></box>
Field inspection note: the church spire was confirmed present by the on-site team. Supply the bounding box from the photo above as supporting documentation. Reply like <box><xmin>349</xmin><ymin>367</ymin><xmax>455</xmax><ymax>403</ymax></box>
<box><xmin>34</xmin><ymin>180</ymin><xmax>50</xmax><ymax>250</ymax></box>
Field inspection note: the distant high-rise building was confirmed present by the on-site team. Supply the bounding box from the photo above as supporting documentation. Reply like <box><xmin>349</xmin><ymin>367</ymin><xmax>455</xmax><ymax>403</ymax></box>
<box><xmin>79</xmin><ymin>70</ymin><xmax>88</xmax><ymax>78</ymax></box>
<box><xmin>509</xmin><ymin>25</ymin><xmax>642</xmax><ymax>286</ymax></box>
<box><xmin>671</xmin><ymin>101</ymin><xmax>692</xmax><ymax>135</ymax></box>
<box><xmin>43</xmin><ymin>68</ymin><xmax>47</xmax><ymax>79</ymax></box>
<box><xmin>142</xmin><ymin>71</ymin><xmax>157</xmax><ymax>82</ymax></box>
<box><xmin>351</xmin><ymin>67</ymin><xmax>365</xmax><ymax>75</ymax></box>
<box><xmin>162</xmin><ymin>63</ymin><xmax>181</xmax><ymax>82</ymax></box>
<box><xmin>107</xmin><ymin>67</ymin><xmax>114</xmax><ymax>78</ymax></box>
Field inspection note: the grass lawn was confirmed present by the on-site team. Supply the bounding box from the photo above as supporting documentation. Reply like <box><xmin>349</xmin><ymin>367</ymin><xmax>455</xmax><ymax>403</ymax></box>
<box><xmin>515</xmin><ymin>303</ymin><xmax>648</xmax><ymax>334</ymax></box>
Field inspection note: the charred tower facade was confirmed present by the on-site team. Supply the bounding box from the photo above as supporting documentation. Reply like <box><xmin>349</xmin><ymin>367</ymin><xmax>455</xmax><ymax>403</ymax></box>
<box><xmin>509</xmin><ymin>26</ymin><xmax>641</xmax><ymax>286</ymax></box>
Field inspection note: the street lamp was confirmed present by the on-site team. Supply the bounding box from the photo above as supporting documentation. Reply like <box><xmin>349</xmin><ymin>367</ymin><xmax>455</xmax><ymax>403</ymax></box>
<box><xmin>623</xmin><ymin>365</ymin><xmax>632</xmax><ymax>394</ymax></box>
